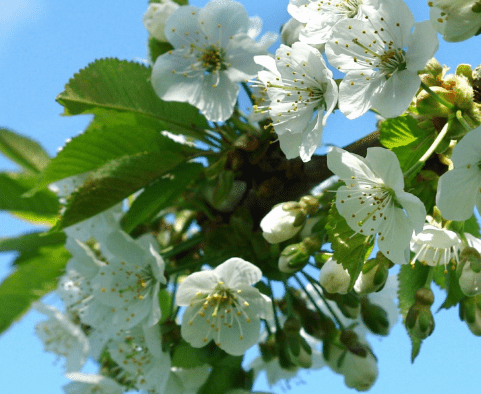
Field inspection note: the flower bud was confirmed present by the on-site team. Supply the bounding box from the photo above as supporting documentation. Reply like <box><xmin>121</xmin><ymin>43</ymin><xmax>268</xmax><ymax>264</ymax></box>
<box><xmin>299</xmin><ymin>195</ymin><xmax>320</xmax><ymax>215</ymax></box>
<box><xmin>143</xmin><ymin>1</ymin><xmax>180</xmax><ymax>42</ymax></box>
<box><xmin>405</xmin><ymin>288</ymin><xmax>435</xmax><ymax>340</ymax></box>
<box><xmin>261</xmin><ymin>203</ymin><xmax>304</xmax><ymax>244</ymax></box>
<box><xmin>280</xmin><ymin>18</ymin><xmax>304</xmax><ymax>46</ymax></box>
<box><xmin>278</xmin><ymin>242</ymin><xmax>309</xmax><ymax>273</ymax></box>
<box><xmin>458</xmin><ymin>246</ymin><xmax>481</xmax><ymax>296</ymax></box>
<box><xmin>360</xmin><ymin>298</ymin><xmax>390</xmax><ymax>336</ymax></box>
<box><xmin>354</xmin><ymin>253</ymin><xmax>390</xmax><ymax>295</ymax></box>
<box><xmin>319</xmin><ymin>259</ymin><xmax>351</xmax><ymax>294</ymax></box>
<box><xmin>444</xmin><ymin>74</ymin><xmax>474</xmax><ymax>111</ymax></box>
<box><xmin>323</xmin><ymin>292</ymin><xmax>361</xmax><ymax>319</ymax></box>
<box><xmin>460</xmin><ymin>295</ymin><xmax>481</xmax><ymax>336</ymax></box>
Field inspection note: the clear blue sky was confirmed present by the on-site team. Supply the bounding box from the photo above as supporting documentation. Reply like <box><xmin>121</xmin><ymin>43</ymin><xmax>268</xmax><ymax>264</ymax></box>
<box><xmin>0</xmin><ymin>0</ymin><xmax>480</xmax><ymax>393</ymax></box>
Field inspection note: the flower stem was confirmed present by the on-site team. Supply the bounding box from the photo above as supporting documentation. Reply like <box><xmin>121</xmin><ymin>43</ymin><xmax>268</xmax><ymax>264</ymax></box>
<box><xmin>281</xmin><ymin>274</ymin><xmax>294</xmax><ymax>317</ymax></box>
<box><xmin>268</xmin><ymin>278</ymin><xmax>282</xmax><ymax>331</ymax></box>
<box><xmin>403</xmin><ymin>117</ymin><xmax>452</xmax><ymax>179</ymax></box>
<box><xmin>456</xmin><ymin>110</ymin><xmax>474</xmax><ymax>132</ymax></box>
<box><xmin>420</xmin><ymin>81</ymin><xmax>455</xmax><ymax>110</ymax></box>
<box><xmin>300</xmin><ymin>271</ymin><xmax>346</xmax><ymax>330</ymax></box>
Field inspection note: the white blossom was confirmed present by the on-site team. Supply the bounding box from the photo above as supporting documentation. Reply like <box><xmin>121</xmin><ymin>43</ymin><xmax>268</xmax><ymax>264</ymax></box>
<box><xmin>176</xmin><ymin>257</ymin><xmax>272</xmax><ymax>356</ymax></box>
<box><xmin>318</xmin><ymin>258</ymin><xmax>351</xmax><ymax>294</ymax></box>
<box><xmin>410</xmin><ymin>224</ymin><xmax>461</xmax><ymax>269</ymax></box>
<box><xmin>254</xmin><ymin>42</ymin><xmax>338</xmax><ymax>161</ymax></box>
<box><xmin>143</xmin><ymin>0</ymin><xmax>180</xmax><ymax>42</ymax></box>
<box><xmin>34</xmin><ymin>303</ymin><xmax>89</xmax><ymax>373</ymax></box>
<box><xmin>107</xmin><ymin>325</ymin><xmax>171</xmax><ymax>393</ymax></box>
<box><xmin>151</xmin><ymin>0</ymin><xmax>273</xmax><ymax>122</ymax></box>
<box><xmin>260</xmin><ymin>203</ymin><xmax>303</xmax><ymax>244</ymax></box>
<box><xmin>288</xmin><ymin>0</ymin><xmax>381</xmax><ymax>46</ymax></box>
<box><xmin>436</xmin><ymin>125</ymin><xmax>481</xmax><ymax>221</ymax></box>
<box><xmin>429</xmin><ymin>0</ymin><xmax>481</xmax><ymax>42</ymax></box>
<box><xmin>63</xmin><ymin>373</ymin><xmax>124</xmax><ymax>394</ymax></box>
<box><xmin>281</xmin><ymin>18</ymin><xmax>304</xmax><ymax>46</ymax></box>
<box><xmin>327</xmin><ymin>147</ymin><xmax>426</xmax><ymax>265</ymax></box>
<box><xmin>325</xmin><ymin>0</ymin><xmax>439</xmax><ymax>119</ymax></box>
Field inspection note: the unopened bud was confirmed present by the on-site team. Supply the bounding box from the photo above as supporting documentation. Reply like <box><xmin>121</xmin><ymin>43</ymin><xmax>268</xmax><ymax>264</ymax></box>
<box><xmin>261</xmin><ymin>203</ymin><xmax>303</xmax><ymax>244</ymax></box>
<box><xmin>458</xmin><ymin>246</ymin><xmax>481</xmax><ymax>296</ymax></box>
<box><xmin>299</xmin><ymin>195</ymin><xmax>320</xmax><ymax>215</ymax></box>
<box><xmin>444</xmin><ymin>74</ymin><xmax>474</xmax><ymax>110</ymax></box>
<box><xmin>354</xmin><ymin>254</ymin><xmax>390</xmax><ymax>295</ymax></box>
<box><xmin>360</xmin><ymin>298</ymin><xmax>390</xmax><ymax>336</ymax></box>
<box><xmin>284</xmin><ymin>317</ymin><xmax>313</xmax><ymax>368</ymax></box>
<box><xmin>425</xmin><ymin>58</ymin><xmax>443</xmax><ymax>79</ymax></box>
<box><xmin>143</xmin><ymin>0</ymin><xmax>180</xmax><ymax>42</ymax></box>
<box><xmin>406</xmin><ymin>288</ymin><xmax>435</xmax><ymax>340</ymax></box>
<box><xmin>278</xmin><ymin>243</ymin><xmax>309</xmax><ymax>273</ymax></box>
<box><xmin>319</xmin><ymin>259</ymin><xmax>351</xmax><ymax>295</ymax></box>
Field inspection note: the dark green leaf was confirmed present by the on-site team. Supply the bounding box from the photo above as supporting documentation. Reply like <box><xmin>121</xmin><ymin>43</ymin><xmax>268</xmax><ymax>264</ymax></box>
<box><xmin>57</xmin><ymin>148</ymin><xmax>188</xmax><ymax>229</ymax></box>
<box><xmin>398</xmin><ymin>263</ymin><xmax>431</xmax><ymax>362</ymax></box>
<box><xmin>171</xmin><ymin>341</ymin><xmax>210</xmax><ymax>369</ymax></box>
<box><xmin>121</xmin><ymin>162</ymin><xmax>204</xmax><ymax>233</ymax></box>
<box><xmin>0</xmin><ymin>172</ymin><xmax>59</xmax><ymax>224</ymax></box>
<box><xmin>32</xmin><ymin>113</ymin><xmax>198</xmax><ymax>193</ymax></box>
<box><xmin>0</xmin><ymin>128</ymin><xmax>50</xmax><ymax>173</ymax></box>
<box><xmin>406</xmin><ymin>170</ymin><xmax>438</xmax><ymax>215</ymax></box>
<box><xmin>198</xmin><ymin>355</ymin><xmax>248</xmax><ymax>394</ymax></box>
<box><xmin>56</xmin><ymin>58</ymin><xmax>208</xmax><ymax>136</ymax></box>
<box><xmin>0</xmin><ymin>244</ymin><xmax>70</xmax><ymax>334</ymax></box>
<box><xmin>0</xmin><ymin>231</ymin><xmax>65</xmax><ymax>256</ymax></box>
<box><xmin>326</xmin><ymin>204</ymin><xmax>374</xmax><ymax>288</ymax></box>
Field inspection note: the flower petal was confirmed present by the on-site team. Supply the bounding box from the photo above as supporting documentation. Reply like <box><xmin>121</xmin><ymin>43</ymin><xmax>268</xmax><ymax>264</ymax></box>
<box><xmin>214</xmin><ymin>257</ymin><xmax>262</xmax><ymax>287</ymax></box>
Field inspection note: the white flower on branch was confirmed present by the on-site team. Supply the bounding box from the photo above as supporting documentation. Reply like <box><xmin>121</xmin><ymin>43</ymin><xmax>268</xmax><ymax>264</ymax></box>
<box><xmin>63</xmin><ymin>373</ymin><xmax>124</xmax><ymax>394</ymax></box>
<box><xmin>327</xmin><ymin>147</ymin><xmax>426</xmax><ymax>265</ymax></box>
<box><xmin>288</xmin><ymin>0</ymin><xmax>381</xmax><ymax>46</ymax></box>
<box><xmin>151</xmin><ymin>0</ymin><xmax>275</xmax><ymax>122</ymax></box>
<box><xmin>318</xmin><ymin>258</ymin><xmax>351</xmax><ymax>294</ymax></box>
<box><xmin>33</xmin><ymin>303</ymin><xmax>89</xmax><ymax>373</ymax></box>
<box><xmin>254</xmin><ymin>42</ymin><xmax>338</xmax><ymax>161</ymax></box>
<box><xmin>410</xmin><ymin>224</ymin><xmax>461</xmax><ymax>270</ymax></box>
<box><xmin>176</xmin><ymin>257</ymin><xmax>273</xmax><ymax>356</ymax></box>
<box><xmin>325</xmin><ymin>0</ymin><xmax>439</xmax><ymax>119</ymax></box>
<box><xmin>143</xmin><ymin>0</ymin><xmax>180</xmax><ymax>42</ymax></box>
<box><xmin>436</xmin><ymin>125</ymin><xmax>481</xmax><ymax>221</ymax></box>
<box><xmin>429</xmin><ymin>0</ymin><xmax>481</xmax><ymax>42</ymax></box>
<box><xmin>260</xmin><ymin>203</ymin><xmax>303</xmax><ymax>244</ymax></box>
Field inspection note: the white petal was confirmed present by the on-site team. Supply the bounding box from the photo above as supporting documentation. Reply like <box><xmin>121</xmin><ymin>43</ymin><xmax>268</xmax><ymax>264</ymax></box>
<box><xmin>278</xmin><ymin>132</ymin><xmax>303</xmax><ymax>160</ymax></box>
<box><xmin>406</xmin><ymin>21</ymin><xmax>439</xmax><ymax>72</ymax></box>
<box><xmin>364</xmin><ymin>148</ymin><xmax>404</xmax><ymax>191</ymax></box>
<box><xmin>396</xmin><ymin>191</ymin><xmax>426</xmax><ymax>235</ymax></box>
<box><xmin>338</xmin><ymin>71</ymin><xmax>381</xmax><ymax>119</ymax></box>
<box><xmin>176</xmin><ymin>271</ymin><xmax>218</xmax><ymax>306</ymax></box>
<box><xmin>327</xmin><ymin>147</ymin><xmax>380</xmax><ymax>183</ymax></box>
<box><xmin>214</xmin><ymin>257</ymin><xmax>262</xmax><ymax>287</ymax></box>
<box><xmin>377</xmin><ymin>207</ymin><xmax>412</xmax><ymax>265</ymax></box>
<box><xmin>451</xmin><ymin>126</ymin><xmax>481</xmax><ymax>167</ymax></box>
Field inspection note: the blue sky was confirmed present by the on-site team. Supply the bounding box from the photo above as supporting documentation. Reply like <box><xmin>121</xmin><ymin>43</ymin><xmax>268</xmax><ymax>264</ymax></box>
<box><xmin>0</xmin><ymin>0</ymin><xmax>480</xmax><ymax>393</ymax></box>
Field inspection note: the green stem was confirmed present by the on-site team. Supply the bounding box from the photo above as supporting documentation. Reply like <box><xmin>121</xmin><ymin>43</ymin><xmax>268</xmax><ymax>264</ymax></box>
<box><xmin>161</xmin><ymin>232</ymin><xmax>204</xmax><ymax>260</ymax></box>
<box><xmin>281</xmin><ymin>274</ymin><xmax>294</xmax><ymax>317</ymax></box>
<box><xmin>420</xmin><ymin>81</ymin><xmax>455</xmax><ymax>110</ymax></box>
<box><xmin>456</xmin><ymin>110</ymin><xmax>474</xmax><ymax>132</ymax></box>
<box><xmin>268</xmin><ymin>279</ymin><xmax>282</xmax><ymax>331</ymax></box>
<box><xmin>403</xmin><ymin>117</ymin><xmax>452</xmax><ymax>179</ymax></box>
<box><xmin>301</xmin><ymin>272</ymin><xmax>346</xmax><ymax>330</ymax></box>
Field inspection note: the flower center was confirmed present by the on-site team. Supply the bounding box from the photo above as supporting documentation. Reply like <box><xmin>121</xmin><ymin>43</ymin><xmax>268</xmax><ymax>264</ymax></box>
<box><xmin>379</xmin><ymin>49</ymin><xmax>407</xmax><ymax>77</ymax></box>
<box><xmin>198</xmin><ymin>45</ymin><xmax>227</xmax><ymax>74</ymax></box>
<box><xmin>336</xmin><ymin>0</ymin><xmax>363</xmax><ymax>18</ymax></box>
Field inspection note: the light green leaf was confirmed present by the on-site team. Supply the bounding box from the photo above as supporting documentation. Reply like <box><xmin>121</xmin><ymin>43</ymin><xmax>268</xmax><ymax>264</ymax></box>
<box><xmin>464</xmin><ymin>215</ymin><xmax>481</xmax><ymax>238</ymax></box>
<box><xmin>0</xmin><ymin>244</ymin><xmax>70</xmax><ymax>334</ymax></box>
<box><xmin>121</xmin><ymin>162</ymin><xmax>204</xmax><ymax>233</ymax></box>
<box><xmin>326</xmin><ymin>204</ymin><xmax>374</xmax><ymax>288</ymax></box>
<box><xmin>0</xmin><ymin>128</ymin><xmax>50</xmax><ymax>173</ymax></box>
<box><xmin>56</xmin><ymin>58</ymin><xmax>209</xmax><ymax>136</ymax></box>
<box><xmin>379</xmin><ymin>115</ymin><xmax>432</xmax><ymax>149</ymax></box>
<box><xmin>0</xmin><ymin>231</ymin><xmax>66</xmax><ymax>257</ymax></box>
<box><xmin>0</xmin><ymin>173</ymin><xmax>59</xmax><ymax>223</ymax></box>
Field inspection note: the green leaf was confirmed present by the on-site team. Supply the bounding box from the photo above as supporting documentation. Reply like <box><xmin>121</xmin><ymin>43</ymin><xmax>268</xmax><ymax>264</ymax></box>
<box><xmin>56</xmin><ymin>58</ymin><xmax>209</xmax><ymax>136</ymax></box>
<box><xmin>380</xmin><ymin>115</ymin><xmax>431</xmax><ymax>149</ymax></box>
<box><xmin>32</xmin><ymin>113</ymin><xmax>198</xmax><ymax>193</ymax></box>
<box><xmin>198</xmin><ymin>355</ymin><xmax>248</xmax><ymax>394</ymax></box>
<box><xmin>326</xmin><ymin>204</ymin><xmax>374</xmax><ymax>288</ymax></box>
<box><xmin>121</xmin><ymin>162</ymin><xmax>204</xmax><ymax>233</ymax></box>
<box><xmin>0</xmin><ymin>231</ymin><xmax>66</xmax><ymax>256</ymax></box>
<box><xmin>464</xmin><ymin>215</ymin><xmax>481</xmax><ymax>238</ymax></box>
<box><xmin>398</xmin><ymin>263</ymin><xmax>431</xmax><ymax>362</ymax></box>
<box><xmin>0</xmin><ymin>172</ymin><xmax>59</xmax><ymax>224</ymax></box>
<box><xmin>0</xmin><ymin>128</ymin><xmax>50</xmax><ymax>173</ymax></box>
<box><xmin>406</xmin><ymin>170</ymin><xmax>438</xmax><ymax>215</ymax></box>
<box><xmin>171</xmin><ymin>341</ymin><xmax>210</xmax><ymax>369</ymax></box>
<box><xmin>438</xmin><ymin>268</ymin><xmax>465</xmax><ymax>310</ymax></box>
<box><xmin>56</xmin><ymin>148</ymin><xmax>189</xmax><ymax>229</ymax></box>
<box><xmin>0</xmin><ymin>244</ymin><xmax>70</xmax><ymax>334</ymax></box>
<box><xmin>148</xmin><ymin>37</ymin><xmax>174</xmax><ymax>64</ymax></box>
